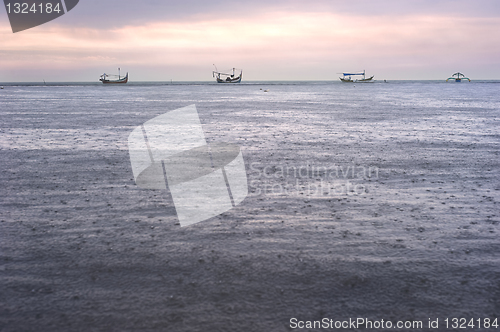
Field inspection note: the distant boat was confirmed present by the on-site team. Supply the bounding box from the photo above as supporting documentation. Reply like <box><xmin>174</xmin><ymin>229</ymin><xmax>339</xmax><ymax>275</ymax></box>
<box><xmin>213</xmin><ymin>65</ymin><xmax>242</xmax><ymax>83</ymax></box>
<box><xmin>446</xmin><ymin>72</ymin><xmax>470</xmax><ymax>82</ymax></box>
<box><xmin>339</xmin><ymin>70</ymin><xmax>374</xmax><ymax>83</ymax></box>
<box><xmin>100</xmin><ymin>68</ymin><xmax>128</xmax><ymax>84</ymax></box>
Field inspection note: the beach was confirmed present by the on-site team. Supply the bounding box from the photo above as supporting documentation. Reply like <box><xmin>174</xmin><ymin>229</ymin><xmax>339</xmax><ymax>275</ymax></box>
<box><xmin>1</xmin><ymin>81</ymin><xmax>499</xmax><ymax>331</ymax></box>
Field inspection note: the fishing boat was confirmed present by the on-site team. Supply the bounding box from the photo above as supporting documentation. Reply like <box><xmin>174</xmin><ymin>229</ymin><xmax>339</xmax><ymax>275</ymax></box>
<box><xmin>213</xmin><ymin>65</ymin><xmax>242</xmax><ymax>83</ymax></box>
<box><xmin>339</xmin><ymin>70</ymin><xmax>374</xmax><ymax>83</ymax></box>
<box><xmin>446</xmin><ymin>72</ymin><xmax>470</xmax><ymax>82</ymax></box>
<box><xmin>100</xmin><ymin>68</ymin><xmax>128</xmax><ymax>84</ymax></box>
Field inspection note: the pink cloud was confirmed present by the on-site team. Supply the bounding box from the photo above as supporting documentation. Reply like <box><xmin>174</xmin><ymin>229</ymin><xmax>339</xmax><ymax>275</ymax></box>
<box><xmin>1</xmin><ymin>11</ymin><xmax>499</xmax><ymax>81</ymax></box>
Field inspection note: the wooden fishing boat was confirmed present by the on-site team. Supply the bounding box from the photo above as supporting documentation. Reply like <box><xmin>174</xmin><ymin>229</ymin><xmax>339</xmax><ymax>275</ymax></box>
<box><xmin>446</xmin><ymin>72</ymin><xmax>470</xmax><ymax>82</ymax></box>
<box><xmin>339</xmin><ymin>70</ymin><xmax>374</xmax><ymax>83</ymax></box>
<box><xmin>100</xmin><ymin>68</ymin><xmax>128</xmax><ymax>84</ymax></box>
<box><xmin>213</xmin><ymin>65</ymin><xmax>242</xmax><ymax>83</ymax></box>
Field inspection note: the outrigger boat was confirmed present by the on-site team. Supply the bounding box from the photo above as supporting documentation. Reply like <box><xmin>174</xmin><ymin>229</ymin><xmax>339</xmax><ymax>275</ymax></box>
<box><xmin>339</xmin><ymin>70</ymin><xmax>374</xmax><ymax>83</ymax></box>
<box><xmin>446</xmin><ymin>72</ymin><xmax>470</xmax><ymax>82</ymax></box>
<box><xmin>100</xmin><ymin>68</ymin><xmax>128</xmax><ymax>84</ymax></box>
<box><xmin>213</xmin><ymin>65</ymin><xmax>242</xmax><ymax>83</ymax></box>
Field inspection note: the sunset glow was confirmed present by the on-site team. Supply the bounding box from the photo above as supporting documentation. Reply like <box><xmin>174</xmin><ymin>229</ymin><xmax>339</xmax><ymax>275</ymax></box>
<box><xmin>1</xmin><ymin>2</ymin><xmax>499</xmax><ymax>81</ymax></box>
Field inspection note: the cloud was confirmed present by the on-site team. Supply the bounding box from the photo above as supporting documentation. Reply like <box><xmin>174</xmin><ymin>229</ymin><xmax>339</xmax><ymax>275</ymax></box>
<box><xmin>5</xmin><ymin>0</ymin><xmax>497</xmax><ymax>29</ymax></box>
<box><xmin>1</xmin><ymin>1</ymin><xmax>499</xmax><ymax>81</ymax></box>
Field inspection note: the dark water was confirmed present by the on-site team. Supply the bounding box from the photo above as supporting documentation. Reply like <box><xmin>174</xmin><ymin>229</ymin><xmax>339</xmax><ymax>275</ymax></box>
<box><xmin>1</xmin><ymin>81</ymin><xmax>499</xmax><ymax>331</ymax></box>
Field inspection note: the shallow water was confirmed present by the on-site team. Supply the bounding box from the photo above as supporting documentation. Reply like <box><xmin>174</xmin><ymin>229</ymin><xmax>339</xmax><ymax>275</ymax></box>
<box><xmin>1</xmin><ymin>81</ymin><xmax>499</xmax><ymax>331</ymax></box>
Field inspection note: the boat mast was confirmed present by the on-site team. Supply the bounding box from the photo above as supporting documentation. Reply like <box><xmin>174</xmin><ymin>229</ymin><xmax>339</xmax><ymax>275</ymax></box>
<box><xmin>118</xmin><ymin>68</ymin><xmax>120</xmax><ymax>80</ymax></box>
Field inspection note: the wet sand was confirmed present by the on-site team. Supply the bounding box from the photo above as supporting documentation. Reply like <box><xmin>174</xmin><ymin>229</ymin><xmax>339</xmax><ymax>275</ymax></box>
<box><xmin>1</xmin><ymin>83</ymin><xmax>499</xmax><ymax>331</ymax></box>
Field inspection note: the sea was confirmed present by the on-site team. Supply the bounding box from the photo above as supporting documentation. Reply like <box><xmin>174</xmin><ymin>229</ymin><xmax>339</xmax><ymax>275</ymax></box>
<box><xmin>1</xmin><ymin>79</ymin><xmax>499</xmax><ymax>162</ymax></box>
<box><xmin>1</xmin><ymin>79</ymin><xmax>499</xmax><ymax>224</ymax></box>
<box><xmin>1</xmin><ymin>80</ymin><xmax>499</xmax><ymax>330</ymax></box>
<box><xmin>1</xmin><ymin>79</ymin><xmax>499</xmax><ymax>228</ymax></box>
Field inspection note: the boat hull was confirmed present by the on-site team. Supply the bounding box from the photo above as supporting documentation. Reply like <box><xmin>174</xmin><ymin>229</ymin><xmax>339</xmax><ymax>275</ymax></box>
<box><xmin>340</xmin><ymin>75</ymin><xmax>374</xmax><ymax>83</ymax></box>
<box><xmin>216</xmin><ymin>76</ymin><xmax>242</xmax><ymax>83</ymax></box>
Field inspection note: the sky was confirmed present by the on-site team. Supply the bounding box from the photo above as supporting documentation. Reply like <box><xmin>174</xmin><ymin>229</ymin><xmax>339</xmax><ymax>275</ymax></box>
<box><xmin>1</xmin><ymin>0</ymin><xmax>500</xmax><ymax>82</ymax></box>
